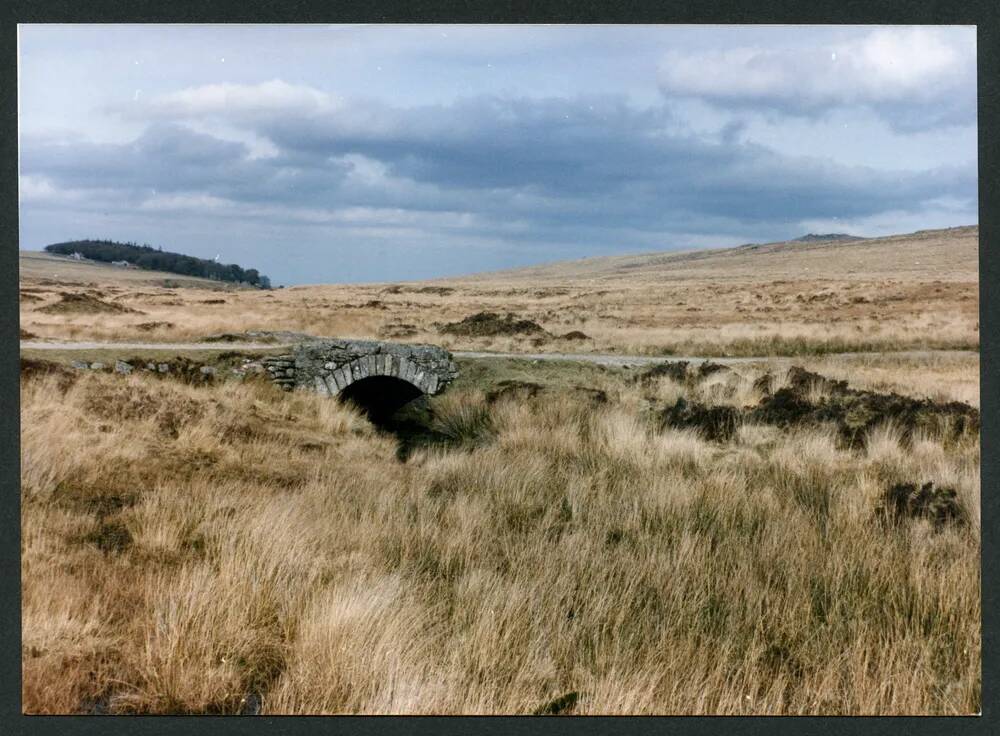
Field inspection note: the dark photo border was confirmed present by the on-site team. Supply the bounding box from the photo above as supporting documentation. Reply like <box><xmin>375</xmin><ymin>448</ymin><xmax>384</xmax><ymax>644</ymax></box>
<box><xmin>1</xmin><ymin>2</ymin><xmax>996</xmax><ymax>735</ymax></box>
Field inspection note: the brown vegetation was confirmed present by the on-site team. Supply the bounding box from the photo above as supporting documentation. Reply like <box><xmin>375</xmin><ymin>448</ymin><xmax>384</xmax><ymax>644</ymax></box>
<box><xmin>19</xmin><ymin>224</ymin><xmax>981</xmax><ymax>714</ymax></box>
<box><xmin>440</xmin><ymin>312</ymin><xmax>548</xmax><ymax>337</ymax></box>
<box><xmin>656</xmin><ymin>365</ymin><xmax>980</xmax><ymax>447</ymax></box>
<box><xmin>19</xmin><ymin>226</ymin><xmax>979</xmax><ymax>357</ymax></box>
<box><xmin>135</xmin><ymin>321</ymin><xmax>175</xmax><ymax>332</ymax></box>
<box><xmin>21</xmin><ymin>354</ymin><xmax>980</xmax><ymax>715</ymax></box>
<box><xmin>37</xmin><ymin>292</ymin><xmax>142</xmax><ymax>316</ymax></box>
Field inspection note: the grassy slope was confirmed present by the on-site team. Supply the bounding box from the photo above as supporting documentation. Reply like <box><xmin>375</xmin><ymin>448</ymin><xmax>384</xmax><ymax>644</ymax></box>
<box><xmin>19</xmin><ymin>251</ymin><xmax>242</xmax><ymax>290</ymax></box>
<box><xmin>448</xmin><ymin>225</ymin><xmax>979</xmax><ymax>283</ymax></box>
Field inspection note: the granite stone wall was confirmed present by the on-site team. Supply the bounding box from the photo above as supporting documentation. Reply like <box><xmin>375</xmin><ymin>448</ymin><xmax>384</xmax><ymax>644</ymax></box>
<box><xmin>261</xmin><ymin>339</ymin><xmax>459</xmax><ymax>396</ymax></box>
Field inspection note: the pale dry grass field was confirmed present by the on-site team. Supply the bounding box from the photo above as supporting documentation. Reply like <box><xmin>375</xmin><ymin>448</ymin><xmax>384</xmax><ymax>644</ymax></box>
<box><xmin>20</xmin><ymin>352</ymin><xmax>980</xmax><ymax>715</ymax></box>
<box><xmin>20</xmin><ymin>226</ymin><xmax>979</xmax><ymax>357</ymax></box>
<box><xmin>19</xmin><ymin>251</ymin><xmax>233</xmax><ymax>289</ymax></box>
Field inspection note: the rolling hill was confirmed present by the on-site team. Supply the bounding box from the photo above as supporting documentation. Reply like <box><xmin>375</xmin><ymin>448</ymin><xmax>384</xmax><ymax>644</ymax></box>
<box><xmin>19</xmin><ymin>250</ymin><xmax>247</xmax><ymax>290</ymax></box>
<box><xmin>451</xmin><ymin>225</ymin><xmax>978</xmax><ymax>284</ymax></box>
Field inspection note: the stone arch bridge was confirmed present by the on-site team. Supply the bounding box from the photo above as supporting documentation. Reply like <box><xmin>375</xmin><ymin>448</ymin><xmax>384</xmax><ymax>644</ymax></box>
<box><xmin>262</xmin><ymin>339</ymin><xmax>458</xmax><ymax>421</ymax></box>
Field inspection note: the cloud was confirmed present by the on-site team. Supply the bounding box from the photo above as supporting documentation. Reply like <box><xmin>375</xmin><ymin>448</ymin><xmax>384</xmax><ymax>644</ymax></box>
<box><xmin>658</xmin><ymin>27</ymin><xmax>976</xmax><ymax>131</ymax></box>
<box><xmin>19</xmin><ymin>174</ymin><xmax>59</xmax><ymax>202</ymax></box>
<box><xmin>17</xmin><ymin>25</ymin><xmax>980</xmax><ymax>284</ymax></box>
<box><xmin>141</xmin><ymin>79</ymin><xmax>334</xmax><ymax>119</ymax></box>
<box><xmin>235</xmin><ymin>91</ymin><xmax>975</xmax><ymax>224</ymax></box>
<box><xmin>25</xmin><ymin>90</ymin><xmax>976</xmax><ymax>239</ymax></box>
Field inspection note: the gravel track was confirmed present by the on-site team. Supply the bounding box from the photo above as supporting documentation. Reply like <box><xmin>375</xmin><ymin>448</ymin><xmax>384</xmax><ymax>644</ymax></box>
<box><xmin>19</xmin><ymin>341</ymin><xmax>978</xmax><ymax>367</ymax></box>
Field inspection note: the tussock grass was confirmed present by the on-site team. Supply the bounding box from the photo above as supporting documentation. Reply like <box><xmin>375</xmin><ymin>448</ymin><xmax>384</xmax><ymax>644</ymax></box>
<box><xmin>427</xmin><ymin>391</ymin><xmax>497</xmax><ymax>451</ymax></box>
<box><xmin>21</xmin><ymin>360</ymin><xmax>980</xmax><ymax>714</ymax></box>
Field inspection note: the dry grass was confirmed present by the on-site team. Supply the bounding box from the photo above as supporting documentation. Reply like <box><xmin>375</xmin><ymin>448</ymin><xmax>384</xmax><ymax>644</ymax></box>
<box><xmin>779</xmin><ymin>353</ymin><xmax>981</xmax><ymax>408</ymax></box>
<box><xmin>19</xmin><ymin>251</ymin><xmax>231</xmax><ymax>289</ymax></box>
<box><xmin>471</xmin><ymin>225</ymin><xmax>979</xmax><ymax>283</ymax></box>
<box><xmin>20</xmin><ymin>226</ymin><xmax>979</xmax><ymax>357</ymax></box>
<box><xmin>21</xmin><ymin>355</ymin><xmax>980</xmax><ymax>715</ymax></box>
<box><xmin>20</xmin><ymin>225</ymin><xmax>981</xmax><ymax>714</ymax></box>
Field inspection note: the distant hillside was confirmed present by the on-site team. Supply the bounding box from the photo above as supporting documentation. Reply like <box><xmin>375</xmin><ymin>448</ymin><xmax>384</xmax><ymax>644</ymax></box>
<box><xmin>44</xmin><ymin>239</ymin><xmax>271</xmax><ymax>288</ymax></box>
<box><xmin>790</xmin><ymin>233</ymin><xmax>864</xmax><ymax>244</ymax></box>
<box><xmin>444</xmin><ymin>225</ymin><xmax>978</xmax><ymax>284</ymax></box>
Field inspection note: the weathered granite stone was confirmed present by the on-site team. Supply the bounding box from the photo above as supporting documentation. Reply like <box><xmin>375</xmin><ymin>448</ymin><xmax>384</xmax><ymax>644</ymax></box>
<box><xmin>90</xmin><ymin>362</ymin><xmax>106</xmax><ymax>370</ymax></box>
<box><xmin>260</xmin><ymin>338</ymin><xmax>458</xmax><ymax>398</ymax></box>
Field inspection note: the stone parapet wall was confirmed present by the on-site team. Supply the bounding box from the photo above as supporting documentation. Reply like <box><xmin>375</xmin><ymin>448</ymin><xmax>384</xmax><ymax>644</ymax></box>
<box><xmin>261</xmin><ymin>339</ymin><xmax>458</xmax><ymax>396</ymax></box>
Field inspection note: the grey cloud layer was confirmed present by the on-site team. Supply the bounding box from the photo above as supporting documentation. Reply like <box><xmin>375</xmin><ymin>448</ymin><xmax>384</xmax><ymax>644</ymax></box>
<box><xmin>23</xmin><ymin>92</ymin><xmax>975</xmax><ymax>244</ymax></box>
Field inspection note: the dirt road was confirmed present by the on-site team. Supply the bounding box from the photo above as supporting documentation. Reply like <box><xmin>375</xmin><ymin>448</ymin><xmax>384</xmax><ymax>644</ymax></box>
<box><xmin>452</xmin><ymin>349</ymin><xmax>978</xmax><ymax>367</ymax></box>
<box><xmin>20</xmin><ymin>340</ymin><xmax>291</xmax><ymax>352</ymax></box>
<box><xmin>19</xmin><ymin>341</ymin><xmax>978</xmax><ymax>367</ymax></box>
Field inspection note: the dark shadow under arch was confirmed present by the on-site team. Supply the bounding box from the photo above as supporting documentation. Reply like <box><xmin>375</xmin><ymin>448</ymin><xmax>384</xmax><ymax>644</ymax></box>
<box><xmin>338</xmin><ymin>375</ymin><xmax>425</xmax><ymax>426</ymax></box>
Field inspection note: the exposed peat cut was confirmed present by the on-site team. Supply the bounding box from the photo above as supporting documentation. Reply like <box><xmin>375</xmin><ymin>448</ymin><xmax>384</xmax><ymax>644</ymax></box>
<box><xmin>439</xmin><ymin>311</ymin><xmax>547</xmax><ymax>337</ymax></box>
<box><xmin>657</xmin><ymin>365</ymin><xmax>979</xmax><ymax>448</ymax></box>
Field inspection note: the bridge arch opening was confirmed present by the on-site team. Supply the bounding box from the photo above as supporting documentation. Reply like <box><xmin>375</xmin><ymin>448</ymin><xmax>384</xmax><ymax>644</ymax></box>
<box><xmin>338</xmin><ymin>375</ymin><xmax>425</xmax><ymax>426</ymax></box>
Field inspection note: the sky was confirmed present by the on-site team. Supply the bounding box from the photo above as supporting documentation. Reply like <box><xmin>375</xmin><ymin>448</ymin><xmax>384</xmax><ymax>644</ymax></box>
<box><xmin>18</xmin><ymin>24</ymin><xmax>978</xmax><ymax>285</ymax></box>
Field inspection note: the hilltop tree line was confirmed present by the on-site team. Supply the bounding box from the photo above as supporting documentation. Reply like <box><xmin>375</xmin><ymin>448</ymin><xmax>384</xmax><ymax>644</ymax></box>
<box><xmin>44</xmin><ymin>240</ymin><xmax>272</xmax><ymax>288</ymax></box>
